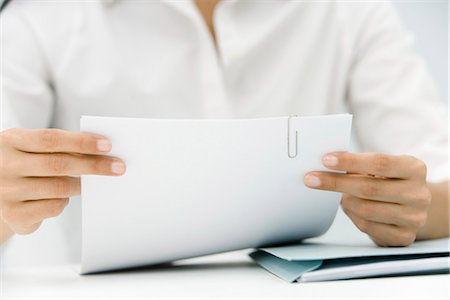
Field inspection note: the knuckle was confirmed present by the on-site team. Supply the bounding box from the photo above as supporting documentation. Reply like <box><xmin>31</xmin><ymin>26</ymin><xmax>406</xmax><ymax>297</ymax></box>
<box><xmin>39</xmin><ymin>129</ymin><xmax>62</xmax><ymax>150</ymax></box>
<box><xmin>46</xmin><ymin>200</ymin><xmax>67</xmax><ymax>217</ymax></box>
<box><xmin>358</xmin><ymin>201</ymin><xmax>375</xmax><ymax>219</ymax></box>
<box><xmin>340</xmin><ymin>195</ymin><xmax>353</xmax><ymax>214</ymax></box>
<box><xmin>1</xmin><ymin>128</ymin><xmax>18</xmax><ymax>145</ymax></box>
<box><xmin>340</xmin><ymin>194</ymin><xmax>350</xmax><ymax>206</ymax></box>
<box><xmin>0</xmin><ymin>181</ymin><xmax>17</xmax><ymax>200</ymax></box>
<box><xmin>355</xmin><ymin>219</ymin><xmax>370</xmax><ymax>233</ymax></box>
<box><xmin>413</xmin><ymin>159</ymin><xmax>427</xmax><ymax>176</ymax></box>
<box><xmin>15</xmin><ymin>223</ymin><xmax>41</xmax><ymax>235</ymax></box>
<box><xmin>29</xmin><ymin>179</ymin><xmax>43</xmax><ymax>196</ymax></box>
<box><xmin>414</xmin><ymin>188</ymin><xmax>432</xmax><ymax>208</ymax></box>
<box><xmin>371</xmin><ymin>238</ymin><xmax>387</xmax><ymax>247</ymax></box>
<box><xmin>47</xmin><ymin>154</ymin><xmax>68</xmax><ymax>174</ymax></box>
<box><xmin>1</xmin><ymin>204</ymin><xmax>20</xmax><ymax>224</ymax></box>
<box><xmin>323</xmin><ymin>175</ymin><xmax>337</xmax><ymax>190</ymax></box>
<box><xmin>91</xmin><ymin>157</ymin><xmax>106</xmax><ymax>174</ymax></box>
<box><xmin>347</xmin><ymin>153</ymin><xmax>358</xmax><ymax>170</ymax></box>
<box><xmin>408</xmin><ymin>212</ymin><xmax>428</xmax><ymax>229</ymax></box>
<box><xmin>341</xmin><ymin>205</ymin><xmax>350</xmax><ymax>215</ymax></box>
<box><xmin>71</xmin><ymin>177</ymin><xmax>81</xmax><ymax>194</ymax></box>
<box><xmin>77</xmin><ymin>135</ymin><xmax>91</xmax><ymax>153</ymax></box>
<box><xmin>360</xmin><ymin>180</ymin><xmax>381</xmax><ymax>198</ymax></box>
<box><xmin>396</xmin><ymin>231</ymin><xmax>416</xmax><ymax>247</ymax></box>
<box><xmin>372</xmin><ymin>153</ymin><xmax>390</xmax><ymax>174</ymax></box>
<box><xmin>341</xmin><ymin>202</ymin><xmax>351</xmax><ymax>215</ymax></box>
<box><xmin>0</xmin><ymin>149</ymin><xmax>20</xmax><ymax>172</ymax></box>
<box><xmin>398</xmin><ymin>189</ymin><xmax>413</xmax><ymax>201</ymax></box>
<box><xmin>52</xmin><ymin>178</ymin><xmax>71</xmax><ymax>197</ymax></box>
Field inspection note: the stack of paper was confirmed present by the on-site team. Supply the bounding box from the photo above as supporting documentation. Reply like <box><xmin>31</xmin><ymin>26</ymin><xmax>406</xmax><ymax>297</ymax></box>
<box><xmin>250</xmin><ymin>238</ymin><xmax>450</xmax><ymax>282</ymax></box>
<box><xmin>80</xmin><ymin>114</ymin><xmax>352</xmax><ymax>274</ymax></box>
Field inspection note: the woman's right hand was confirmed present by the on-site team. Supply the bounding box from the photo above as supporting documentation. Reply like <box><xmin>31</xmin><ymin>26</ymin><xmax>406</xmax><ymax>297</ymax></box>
<box><xmin>0</xmin><ymin>128</ymin><xmax>126</xmax><ymax>237</ymax></box>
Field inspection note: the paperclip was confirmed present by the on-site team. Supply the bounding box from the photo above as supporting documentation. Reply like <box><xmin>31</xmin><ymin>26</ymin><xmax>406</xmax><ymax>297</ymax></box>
<box><xmin>287</xmin><ymin>115</ymin><xmax>298</xmax><ymax>158</ymax></box>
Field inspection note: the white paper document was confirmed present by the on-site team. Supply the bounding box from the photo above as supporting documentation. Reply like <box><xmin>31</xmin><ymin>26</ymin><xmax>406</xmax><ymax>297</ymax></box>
<box><xmin>80</xmin><ymin>114</ymin><xmax>352</xmax><ymax>274</ymax></box>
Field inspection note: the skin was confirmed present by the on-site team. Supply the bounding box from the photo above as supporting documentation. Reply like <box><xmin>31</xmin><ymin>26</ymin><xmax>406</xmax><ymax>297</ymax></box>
<box><xmin>1</xmin><ymin>0</ymin><xmax>448</xmax><ymax>246</ymax></box>
<box><xmin>304</xmin><ymin>152</ymin><xmax>449</xmax><ymax>246</ymax></box>
<box><xmin>0</xmin><ymin>128</ymin><xmax>126</xmax><ymax>244</ymax></box>
<box><xmin>195</xmin><ymin>0</ymin><xmax>218</xmax><ymax>42</ymax></box>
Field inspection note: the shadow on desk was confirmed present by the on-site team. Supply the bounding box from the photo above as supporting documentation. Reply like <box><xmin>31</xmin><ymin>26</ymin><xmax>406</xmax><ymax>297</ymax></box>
<box><xmin>83</xmin><ymin>260</ymin><xmax>257</xmax><ymax>276</ymax></box>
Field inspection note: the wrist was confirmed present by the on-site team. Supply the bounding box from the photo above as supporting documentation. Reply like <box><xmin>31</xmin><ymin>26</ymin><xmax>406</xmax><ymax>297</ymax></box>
<box><xmin>416</xmin><ymin>181</ymin><xmax>449</xmax><ymax>241</ymax></box>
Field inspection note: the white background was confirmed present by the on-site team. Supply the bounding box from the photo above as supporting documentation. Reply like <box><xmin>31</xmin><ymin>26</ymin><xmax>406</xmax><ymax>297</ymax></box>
<box><xmin>393</xmin><ymin>0</ymin><xmax>448</xmax><ymax>105</ymax></box>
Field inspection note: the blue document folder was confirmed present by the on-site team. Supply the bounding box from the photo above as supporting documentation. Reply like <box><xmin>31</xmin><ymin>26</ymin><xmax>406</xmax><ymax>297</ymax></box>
<box><xmin>250</xmin><ymin>238</ymin><xmax>450</xmax><ymax>282</ymax></box>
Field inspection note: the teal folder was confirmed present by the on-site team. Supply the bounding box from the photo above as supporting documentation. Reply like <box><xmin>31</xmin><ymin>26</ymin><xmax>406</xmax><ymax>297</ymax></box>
<box><xmin>250</xmin><ymin>238</ymin><xmax>450</xmax><ymax>282</ymax></box>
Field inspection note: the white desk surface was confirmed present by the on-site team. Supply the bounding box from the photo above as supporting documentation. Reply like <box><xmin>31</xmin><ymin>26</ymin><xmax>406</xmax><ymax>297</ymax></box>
<box><xmin>1</xmin><ymin>250</ymin><xmax>449</xmax><ymax>300</ymax></box>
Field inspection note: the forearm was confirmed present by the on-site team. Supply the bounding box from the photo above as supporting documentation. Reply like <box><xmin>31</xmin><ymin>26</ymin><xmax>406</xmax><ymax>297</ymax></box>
<box><xmin>0</xmin><ymin>217</ymin><xmax>14</xmax><ymax>245</ymax></box>
<box><xmin>416</xmin><ymin>181</ymin><xmax>449</xmax><ymax>240</ymax></box>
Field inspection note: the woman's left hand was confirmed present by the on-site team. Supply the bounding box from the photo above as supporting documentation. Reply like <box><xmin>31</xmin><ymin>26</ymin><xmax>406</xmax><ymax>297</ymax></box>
<box><xmin>304</xmin><ymin>152</ymin><xmax>432</xmax><ymax>247</ymax></box>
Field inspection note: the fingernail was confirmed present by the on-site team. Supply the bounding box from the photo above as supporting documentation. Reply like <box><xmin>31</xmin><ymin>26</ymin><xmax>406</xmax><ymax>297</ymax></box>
<box><xmin>97</xmin><ymin>139</ymin><xmax>112</xmax><ymax>152</ymax></box>
<box><xmin>323</xmin><ymin>155</ymin><xmax>338</xmax><ymax>167</ymax></box>
<box><xmin>111</xmin><ymin>161</ymin><xmax>126</xmax><ymax>174</ymax></box>
<box><xmin>304</xmin><ymin>174</ymin><xmax>321</xmax><ymax>187</ymax></box>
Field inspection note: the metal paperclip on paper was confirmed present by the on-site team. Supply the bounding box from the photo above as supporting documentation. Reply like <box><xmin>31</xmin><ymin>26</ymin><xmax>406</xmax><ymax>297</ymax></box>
<box><xmin>288</xmin><ymin>115</ymin><xmax>298</xmax><ymax>158</ymax></box>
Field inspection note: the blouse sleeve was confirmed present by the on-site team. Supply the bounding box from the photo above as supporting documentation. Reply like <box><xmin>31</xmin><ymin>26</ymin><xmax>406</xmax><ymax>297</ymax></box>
<box><xmin>347</xmin><ymin>2</ymin><xmax>448</xmax><ymax>183</ymax></box>
<box><xmin>1</xmin><ymin>3</ymin><xmax>54</xmax><ymax>130</ymax></box>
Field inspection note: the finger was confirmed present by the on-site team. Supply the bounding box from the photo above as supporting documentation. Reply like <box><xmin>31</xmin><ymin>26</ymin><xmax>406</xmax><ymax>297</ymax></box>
<box><xmin>1</xmin><ymin>199</ymin><xmax>68</xmax><ymax>234</ymax></box>
<box><xmin>304</xmin><ymin>172</ymin><xmax>410</xmax><ymax>204</ymax></box>
<box><xmin>6</xmin><ymin>177</ymin><xmax>81</xmax><ymax>201</ymax></box>
<box><xmin>322</xmin><ymin>152</ymin><xmax>426</xmax><ymax>179</ymax></box>
<box><xmin>9</xmin><ymin>221</ymin><xmax>42</xmax><ymax>235</ymax></box>
<box><xmin>345</xmin><ymin>210</ymin><xmax>416</xmax><ymax>247</ymax></box>
<box><xmin>4</xmin><ymin>128</ymin><xmax>112</xmax><ymax>155</ymax></box>
<box><xmin>16</xmin><ymin>152</ymin><xmax>126</xmax><ymax>177</ymax></box>
<box><xmin>341</xmin><ymin>194</ymin><xmax>427</xmax><ymax>229</ymax></box>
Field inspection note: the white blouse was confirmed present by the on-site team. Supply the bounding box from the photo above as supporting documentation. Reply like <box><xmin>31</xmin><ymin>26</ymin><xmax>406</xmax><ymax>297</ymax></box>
<box><xmin>1</xmin><ymin>0</ymin><xmax>448</xmax><ymax>267</ymax></box>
